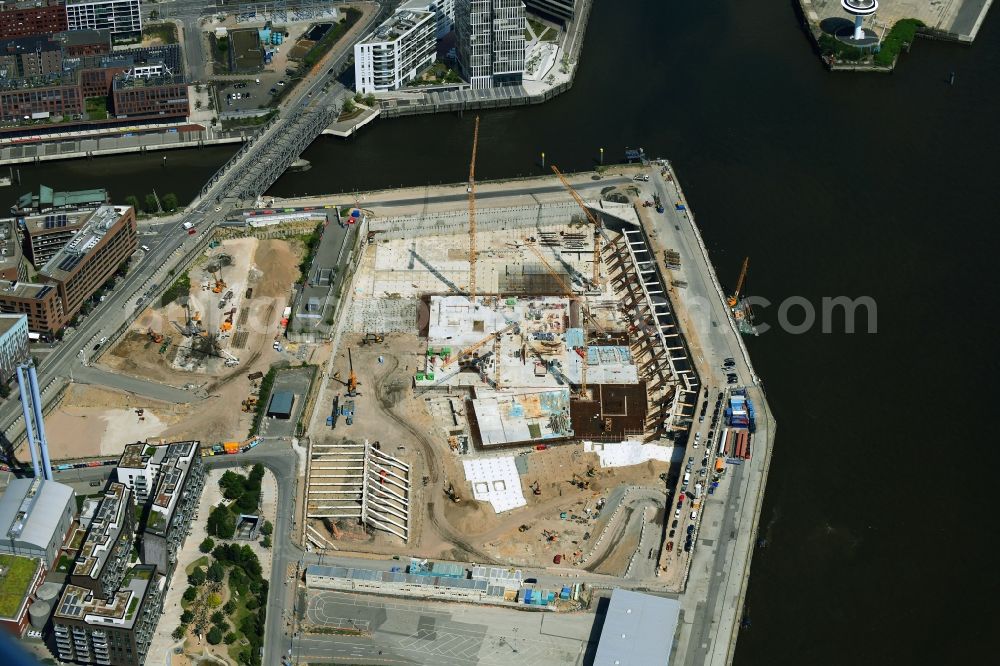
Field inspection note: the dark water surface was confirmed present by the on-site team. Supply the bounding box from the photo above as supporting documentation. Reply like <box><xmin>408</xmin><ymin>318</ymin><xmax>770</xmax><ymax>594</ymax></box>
<box><xmin>17</xmin><ymin>1</ymin><xmax>998</xmax><ymax>662</ymax></box>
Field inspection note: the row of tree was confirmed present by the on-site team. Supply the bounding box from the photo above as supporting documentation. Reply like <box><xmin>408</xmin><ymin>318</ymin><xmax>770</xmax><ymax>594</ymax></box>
<box><xmin>124</xmin><ymin>192</ymin><xmax>179</xmax><ymax>214</ymax></box>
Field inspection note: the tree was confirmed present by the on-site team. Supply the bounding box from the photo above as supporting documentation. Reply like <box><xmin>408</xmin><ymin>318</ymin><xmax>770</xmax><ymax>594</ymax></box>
<box><xmin>172</xmin><ymin>625</ymin><xmax>186</xmax><ymax>640</ymax></box>
<box><xmin>353</xmin><ymin>92</ymin><xmax>363</xmax><ymax>103</ymax></box>
<box><xmin>224</xmin><ymin>631</ymin><xmax>238</xmax><ymax>645</ymax></box>
<box><xmin>261</xmin><ymin>534</ymin><xmax>272</xmax><ymax>549</ymax></box>
<box><xmin>364</xmin><ymin>94</ymin><xmax>376</xmax><ymax>107</ymax></box>
<box><xmin>260</xmin><ymin>520</ymin><xmax>273</xmax><ymax>537</ymax></box>
<box><xmin>207</xmin><ymin>560</ymin><xmax>225</xmax><ymax>583</ymax></box>
<box><xmin>342</xmin><ymin>98</ymin><xmax>356</xmax><ymax>114</ymax></box>
<box><xmin>125</xmin><ymin>195</ymin><xmax>140</xmax><ymax>211</ymax></box>
<box><xmin>223</xmin><ymin>600</ymin><xmax>237</xmax><ymax>614</ymax></box>
<box><xmin>199</xmin><ymin>537</ymin><xmax>215</xmax><ymax>553</ymax></box>
<box><xmin>188</xmin><ymin>567</ymin><xmax>206</xmax><ymax>587</ymax></box>
<box><xmin>180</xmin><ymin>610</ymin><xmax>194</xmax><ymax>624</ymax></box>
<box><xmin>211</xmin><ymin>611</ymin><xmax>226</xmax><ymax>626</ymax></box>
<box><xmin>207</xmin><ymin>626</ymin><xmax>223</xmax><ymax>645</ymax></box>
<box><xmin>144</xmin><ymin>193</ymin><xmax>159</xmax><ymax>213</ymax></box>
<box><xmin>162</xmin><ymin>192</ymin><xmax>179</xmax><ymax>211</ymax></box>
<box><xmin>206</xmin><ymin>593</ymin><xmax>222</xmax><ymax>608</ymax></box>
<box><xmin>182</xmin><ymin>586</ymin><xmax>198</xmax><ymax>603</ymax></box>
<box><xmin>220</xmin><ymin>471</ymin><xmax>247</xmax><ymax>499</ymax></box>
<box><xmin>207</xmin><ymin>503</ymin><xmax>236</xmax><ymax>539</ymax></box>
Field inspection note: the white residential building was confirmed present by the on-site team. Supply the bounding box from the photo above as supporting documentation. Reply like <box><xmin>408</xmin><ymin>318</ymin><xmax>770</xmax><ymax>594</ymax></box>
<box><xmin>456</xmin><ymin>0</ymin><xmax>525</xmax><ymax>89</ymax></box>
<box><xmin>523</xmin><ymin>0</ymin><xmax>575</xmax><ymax>23</ymax></box>
<box><xmin>421</xmin><ymin>0</ymin><xmax>456</xmax><ymax>38</ymax></box>
<box><xmin>0</xmin><ymin>313</ymin><xmax>28</xmax><ymax>384</ymax></box>
<box><xmin>65</xmin><ymin>0</ymin><xmax>142</xmax><ymax>38</ymax></box>
<box><xmin>354</xmin><ymin>7</ymin><xmax>437</xmax><ymax>94</ymax></box>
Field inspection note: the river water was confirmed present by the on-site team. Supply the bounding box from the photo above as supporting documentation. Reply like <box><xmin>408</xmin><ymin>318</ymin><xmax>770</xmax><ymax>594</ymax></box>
<box><xmin>12</xmin><ymin>1</ymin><xmax>998</xmax><ymax>662</ymax></box>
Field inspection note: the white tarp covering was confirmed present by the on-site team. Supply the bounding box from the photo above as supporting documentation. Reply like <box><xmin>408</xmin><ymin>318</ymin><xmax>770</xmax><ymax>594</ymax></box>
<box><xmin>585</xmin><ymin>441</ymin><xmax>680</xmax><ymax>468</ymax></box>
<box><xmin>462</xmin><ymin>456</ymin><xmax>526</xmax><ymax>514</ymax></box>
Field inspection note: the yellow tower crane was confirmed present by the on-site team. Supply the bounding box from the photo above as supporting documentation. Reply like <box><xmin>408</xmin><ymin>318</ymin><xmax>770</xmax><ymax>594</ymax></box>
<box><xmin>727</xmin><ymin>257</ymin><xmax>749</xmax><ymax>308</ymax></box>
<box><xmin>551</xmin><ymin>165</ymin><xmax>603</xmax><ymax>287</ymax></box>
<box><xmin>467</xmin><ymin>116</ymin><xmax>480</xmax><ymax>302</ymax></box>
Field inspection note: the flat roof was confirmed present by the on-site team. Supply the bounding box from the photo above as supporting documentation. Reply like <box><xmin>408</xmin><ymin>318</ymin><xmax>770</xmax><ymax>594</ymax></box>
<box><xmin>593</xmin><ymin>589</ymin><xmax>680</xmax><ymax>666</ymax></box>
<box><xmin>117</xmin><ymin>441</ymin><xmax>168</xmax><ymax>470</ymax></box>
<box><xmin>306</xmin><ymin>564</ymin><xmax>495</xmax><ymax>594</ymax></box>
<box><xmin>55</xmin><ymin>565</ymin><xmax>161</xmax><ymax>629</ymax></box>
<box><xmin>72</xmin><ymin>483</ymin><xmax>129</xmax><ymax>580</ymax></box>
<box><xmin>40</xmin><ymin>205</ymin><xmax>126</xmax><ymax>281</ymax></box>
<box><xmin>0</xmin><ymin>554</ymin><xmax>41</xmax><ymax>620</ymax></box>
<box><xmin>472</xmin><ymin>388</ymin><xmax>573</xmax><ymax>446</ymax></box>
<box><xmin>267</xmin><ymin>391</ymin><xmax>294</xmax><ymax>416</ymax></box>
<box><xmin>0</xmin><ymin>219</ymin><xmax>20</xmax><ymax>269</ymax></box>
<box><xmin>361</xmin><ymin>8</ymin><xmax>434</xmax><ymax>44</ymax></box>
<box><xmin>0</xmin><ymin>313</ymin><xmax>26</xmax><ymax>336</ymax></box>
<box><xmin>145</xmin><ymin>441</ymin><xmax>198</xmax><ymax>537</ymax></box>
<box><xmin>17</xmin><ymin>209</ymin><xmax>92</xmax><ymax>237</ymax></box>
<box><xmin>0</xmin><ymin>477</ymin><xmax>73</xmax><ymax>549</ymax></box>
<box><xmin>0</xmin><ymin>280</ymin><xmax>53</xmax><ymax>300</ymax></box>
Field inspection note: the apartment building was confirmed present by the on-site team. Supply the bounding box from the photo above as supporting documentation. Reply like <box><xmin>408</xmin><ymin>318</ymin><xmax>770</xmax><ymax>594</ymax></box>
<box><xmin>0</xmin><ymin>313</ymin><xmax>29</xmax><ymax>383</ymax></box>
<box><xmin>65</xmin><ymin>0</ymin><xmax>141</xmax><ymax>39</ymax></box>
<box><xmin>523</xmin><ymin>0</ymin><xmax>575</xmax><ymax>23</ymax></box>
<box><xmin>117</xmin><ymin>441</ymin><xmax>203</xmax><ymax>577</ymax></box>
<box><xmin>0</xmin><ymin>205</ymin><xmax>135</xmax><ymax>336</ymax></box>
<box><xmin>0</xmin><ymin>219</ymin><xmax>27</xmax><ymax>281</ymax></box>
<box><xmin>456</xmin><ymin>0</ymin><xmax>525</xmax><ymax>89</ymax></box>
<box><xmin>0</xmin><ymin>35</ymin><xmax>63</xmax><ymax>78</ymax></box>
<box><xmin>68</xmin><ymin>483</ymin><xmax>135</xmax><ymax>600</ymax></box>
<box><xmin>53</xmin><ymin>565</ymin><xmax>165</xmax><ymax>666</ymax></box>
<box><xmin>55</xmin><ymin>27</ymin><xmax>112</xmax><ymax>56</ymax></box>
<box><xmin>354</xmin><ymin>7</ymin><xmax>437</xmax><ymax>93</ymax></box>
<box><xmin>18</xmin><ymin>207</ymin><xmax>99</xmax><ymax>267</ymax></box>
<box><xmin>0</xmin><ymin>0</ymin><xmax>67</xmax><ymax>40</ymax></box>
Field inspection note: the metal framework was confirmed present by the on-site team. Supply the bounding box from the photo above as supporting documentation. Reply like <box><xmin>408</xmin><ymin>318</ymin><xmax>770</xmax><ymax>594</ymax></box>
<box><xmin>551</xmin><ymin>165</ymin><xmax>603</xmax><ymax>287</ymax></box>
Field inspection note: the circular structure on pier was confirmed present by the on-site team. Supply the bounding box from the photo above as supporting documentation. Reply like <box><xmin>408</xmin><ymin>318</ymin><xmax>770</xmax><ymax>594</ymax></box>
<box><xmin>841</xmin><ymin>0</ymin><xmax>879</xmax><ymax>15</ymax></box>
<box><xmin>838</xmin><ymin>0</ymin><xmax>880</xmax><ymax>46</ymax></box>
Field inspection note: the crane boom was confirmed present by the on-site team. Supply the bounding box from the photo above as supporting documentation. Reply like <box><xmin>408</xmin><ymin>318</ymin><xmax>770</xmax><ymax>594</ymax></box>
<box><xmin>468</xmin><ymin>116</ymin><xmax>480</xmax><ymax>301</ymax></box>
<box><xmin>551</xmin><ymin>165</ymin><xmax>603</xmax><ymax>286</ymax></box>
<box><xmin>727</xmin><ymin>257</ymin><xmax>749</xmax><ymax>308</ymax></box>
<box><xmin>524</xmin><ymin>242</ymin><xmax>597</xmax><ymax>399</ymax></box>
<box><xmin>441</xmin><ymin>322</ymin><xmax>516</xmax><ymax>369</ymax></box>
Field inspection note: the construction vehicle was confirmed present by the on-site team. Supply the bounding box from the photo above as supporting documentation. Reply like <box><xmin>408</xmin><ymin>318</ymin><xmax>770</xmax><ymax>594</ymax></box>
<box><xmin>361</xmin><ymin>332</ymin><xmax>384</xmax><ymax>345</ymax></box>
<box><xmin>347</xmin><ymin>347</ymin><xmax>358</xmax><ymax>397</ymax></box>
<box><xmin>518</xmin><ymin>524</ymin><xmax>530</xmax><ymax>532</ymax></box>
<box><xmin>530</xmin><ymin>480</ymin><xmax>541</xmax><ymax>495</ymax></box>
<box><xmin>146</xmin><ymin>328</ymin><xmax>164</xmax><ymax>344</ymax></box>
<box><xmin>211</xmin><ymin>269</ymin><xmax>226</xmax><ymax>294</ymax></box>
<box><xmin>542</xmin><ymin>529</ymin><xmax>559</xmax><ymax>542</ymax></box>
<box><xmin>220</xmin><ymin>308</ymin><xmax>236</xmax><ymax>333</ymax></box>
<box><xmin>467</xmin><ymin>115</ymin><xmax>480</xmax><ymax>301</ymax></box>
<box><xmin>551</xmin><ymin>165</ymin><xmax>603</xmax><ymax>287</ymax></box>
<box><xmin>241</xmin><ymin>396</ymin><xmax>258</xmax><ymax>413</ymax></box>
<box><xmin>727</xmin><ymin>257</ymin><xmax>749</xmax><ymax>308</ymax></box>
<box><xmin>570</xmin><ymin>473</ymin><xmax>590</xmax><ymax>490</ymax></box>
<box><xmin>586</xmin><ymin>466</ymin><xmax>596</xmax><ymax>478</ymax></box>
<box><xmin>444</xmin><ymin>481</ymin><xmax>461</xmax><ymax>503</ymax></box>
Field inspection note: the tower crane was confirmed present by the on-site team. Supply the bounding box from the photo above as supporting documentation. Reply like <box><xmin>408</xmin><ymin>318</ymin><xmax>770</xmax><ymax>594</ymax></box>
<box><xmin>727</xmin><ymin>257</ymin><xmax>749</xmax><ymax>308</ymax></box>
<box><xmin>551</xmin><ymin>165</ymin><xmax>603</xmax><ymax>287</ymax></box>
<box><xmin>523</xmin><ymin>242</ymin><xmax>599</xmax><ymax>400</ymax></box>
<box><xmin>467</xmin><ymin>116</ymin><xmax>480</xmax><ymax>302</ymax></box>
<box><xmin>440</xmin><ymin>322</ymin><xmax>517</xmax><ymax>370</ymax></box>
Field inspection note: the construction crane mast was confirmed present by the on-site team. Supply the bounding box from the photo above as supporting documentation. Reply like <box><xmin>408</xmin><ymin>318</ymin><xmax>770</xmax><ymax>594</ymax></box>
<box><xmin>467</xmin><ymin>116</ymin><xmax>480</xmax><ymax>302</ymax></box>
<box><xmin>347</xmin><ymin>347</ymin><xmax>358</xmax><ymax>396</ymax></box>
<box><xmin>551</xmin><ymin>165</ymin><xmax>603</xmax><ymax>287</ymax></box>
<box><xmin>727</xmin><ymin>257</ymin><xmax>749</xmax><ymax>308</ymax></box>
<box><xmin>523</xmin><ymin>242</ymin><xmax>599</xmax><ymax>400</ymax></box>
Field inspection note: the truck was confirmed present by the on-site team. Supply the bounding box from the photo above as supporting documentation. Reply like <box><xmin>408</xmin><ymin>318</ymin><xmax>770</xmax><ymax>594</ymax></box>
<box><xmin>182</xmin><ymin>222</ymin><xmax>194</xmax><ymax>230</ymax></box>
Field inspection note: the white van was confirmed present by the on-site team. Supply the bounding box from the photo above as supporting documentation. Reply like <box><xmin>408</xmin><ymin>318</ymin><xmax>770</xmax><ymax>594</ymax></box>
<box><xmin>140</xmin><ymin>245</ymin><xmax>150</xmax><ymax>252</ymax></box>
<box><xmin>683</xmin><ymin>472</ymin><xmax>691</xmax><ymax>484</ymax></box>
<box><xmin>690</xmin><ymin>510</ymin><xmax>698</xmax><ymax>521</ymax></box>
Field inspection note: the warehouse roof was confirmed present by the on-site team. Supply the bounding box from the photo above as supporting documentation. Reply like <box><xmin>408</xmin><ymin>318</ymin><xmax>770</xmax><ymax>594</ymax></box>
<box><xmin>267</xmin><ymin>391</ymin><xmax>294</xmax><ymax>418</ymax></box>
<box><xmin>593</xmin><ymin>589</ymin><xmax>680</xmax><ymax>666</ymax></box>
<box><xmin>0</xmin><ymin>478</ymin><xmax>73</xmax><ymax>549</ymax></box>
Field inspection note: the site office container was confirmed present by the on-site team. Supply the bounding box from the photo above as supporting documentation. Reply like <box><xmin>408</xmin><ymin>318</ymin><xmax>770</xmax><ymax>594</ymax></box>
<box><xmin>224</xmin><ymin>441</ymin><xmax>240</xmax><ymax>454</ymax></box>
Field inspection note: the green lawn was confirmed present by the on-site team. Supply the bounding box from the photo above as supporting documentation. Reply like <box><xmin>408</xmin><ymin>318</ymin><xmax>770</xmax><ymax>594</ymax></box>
<box><xmin>0</xmin><ymin>555</ymin><xmax>39</xmax><ymax>617</ymax></box>
<box><xmin>143</xmin><ymin>23</ymin><xmax>178</xmax><ymax>45</ymax></box>
<box><xmin>185</xmin><ymin>556</ymin><xmax>209</xmax><ymax>576</ymax></box>
<box><xmin>85</xmin><ymin>96</ymin><xmax>108</xmax><ymax>120</ymax></box>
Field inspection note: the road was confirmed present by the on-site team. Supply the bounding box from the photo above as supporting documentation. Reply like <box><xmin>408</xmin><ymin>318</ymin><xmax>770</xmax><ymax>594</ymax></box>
<box><xmin>0</xmin><ymin>2</ymin><xmax>388</xmax><ymax>454</ymax></box>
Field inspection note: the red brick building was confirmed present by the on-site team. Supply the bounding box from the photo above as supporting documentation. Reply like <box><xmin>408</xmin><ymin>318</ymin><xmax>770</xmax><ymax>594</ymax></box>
<box><xmin>0</xmin><ymin>81</ymin><xmax>82</xmax><ymax>121</ymax></box>
<box><xmin>0</xmin><ymin>0</ymin><xmax>66</xmax><ymax>40</ymax></box>
<box><xmin>111</xmin><ymin>74</ymin><xmax>189</xmax><ymax>119</ymax></box>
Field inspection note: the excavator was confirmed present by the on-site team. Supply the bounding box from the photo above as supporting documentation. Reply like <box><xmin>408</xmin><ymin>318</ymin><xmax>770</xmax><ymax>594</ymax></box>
<box><xmin>146</xmin><ymin>328</ymin><xmax>164</xmax><ymax>344</ymax></box>
<box><xmin>444</xmin><ymin>481</ymin><xmax>461</xmax><ymax>503</ymax></box>
<box><xmin>211</xmin><ymin>269</ymin><xmax>226</xmax><ymax>294</ymax></box>
<box><xmin>530</xmin><ymin>480</ymin><xmax>541</xmax><ymax>496</ymax></box>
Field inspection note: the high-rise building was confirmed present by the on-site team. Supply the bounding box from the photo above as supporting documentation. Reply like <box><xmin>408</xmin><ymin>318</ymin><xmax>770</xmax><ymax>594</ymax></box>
<box><xmin>0</xmin><ymin>313</ymin><xmax>29</xmax><ymax>383</ymax></box>
<box><xmin>65</xmin><ymin>0</ymin><xmax>142</xmax><ymax>38</ymax></box>
<box><xmin>354</xmin><ymin>7</ymin><xmax>437</xmax><ymax>94</ymax></box>
<box><xmin>53</xmin><ymin>564</ymin><xmax>165</xmax><ymax>666</ymax></box>
<box><xmin>117</xmin><ymin>441</ymin><xmax>203</xmax><ymax>578</ymax></box>
<box><xmin>68</xmin><ymin>483</ymin><xmax>135</xmax><ymax>600</ymax></box>
<box><xmin>523</xmin><ymin>0</ymin><xmax>575</xmax><ymax>23</ymax></box>
<box><xmin>456</xmin><ymin>0</ymin><xmax>525</xmax><ymax>89</ymax></box>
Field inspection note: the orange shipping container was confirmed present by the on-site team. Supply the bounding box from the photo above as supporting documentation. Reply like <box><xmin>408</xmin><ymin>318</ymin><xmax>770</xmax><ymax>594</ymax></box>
<box><xmin>223</xmin><ymin>441</ymin><xmax>240</xmax><ymax>454</ymax></box>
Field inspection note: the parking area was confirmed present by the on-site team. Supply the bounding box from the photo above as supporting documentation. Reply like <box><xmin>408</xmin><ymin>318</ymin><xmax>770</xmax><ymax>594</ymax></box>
<box><xmin>259</xmin><ymin>366</ymin><xmax>314</xmax><ymax>438</ymax></box>
<box><xmin>299</xmin><ymin>590</ymin><xmax>598</xmax><ymax>665</ymax></box>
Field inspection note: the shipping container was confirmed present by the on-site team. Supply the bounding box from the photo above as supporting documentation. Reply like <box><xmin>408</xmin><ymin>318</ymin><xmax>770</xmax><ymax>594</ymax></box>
<box><xmin>224</xmin><ymin>441</ymin><xmax>240</xmax><ymax>454</ymax></box>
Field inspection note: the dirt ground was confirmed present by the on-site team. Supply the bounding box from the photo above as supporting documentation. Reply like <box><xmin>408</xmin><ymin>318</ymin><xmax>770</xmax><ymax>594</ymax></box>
<box><xmin>42</xmin><ymin>385</ymin><xmax>184</xmax><ymax>459</ymax></box>
<box><xmin>48</xmin><ymin>237</ymin><xmax>310</xmax><ymax>457</ymax></box>
<box><xmin>309</xmin><ymin>333</ymin><xmax>669</xmax><ymax>570</ymax></box>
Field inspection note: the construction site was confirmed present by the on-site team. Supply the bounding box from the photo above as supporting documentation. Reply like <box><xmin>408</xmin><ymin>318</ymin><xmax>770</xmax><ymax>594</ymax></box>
<box><xmin>302</xmin><ymin>120</ymin><xmax>727</xmax><ymax>589</ymax></box>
